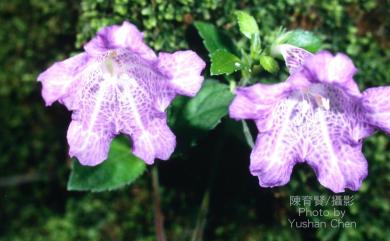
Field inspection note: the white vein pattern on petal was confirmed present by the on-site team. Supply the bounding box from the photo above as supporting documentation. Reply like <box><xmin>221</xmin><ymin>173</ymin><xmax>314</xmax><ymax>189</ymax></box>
<box><xmin>279</xmin><ymin>44</ymin><xmax>312</xmax><ymax>74</ymax></box>
<box><xmin>111</xmin><ymin>51</ymin><xmax>175</xmax><ymax>163</ymax></box>
<box><xmin>67</xmin><ymin>64</ymin><xmax>116</xmax><ymax>165</ymax></box>
<box><xmin>252</xmin><ymin>83</ymin><xmax>369</xmax><ymax>191</ymax></box>
<box><xmin>304</xmin><ymin>85</ymin><xmax>368</xmax><ymax>192</ymax></box>
<box><xmin>265</xmin><ymin>97</ymin><xmax>300</xmax><ymax>168</ymax></box>
<box><xmin>362</xmin><ymin>87</ymin><xmax>390</xmax><ymax>134</ymax></box>
<box><xmin>69</xmin><ymin>50</ymin><xmax>175</xmax><ymax>164</ymax></box>
<box><xmin>250</xmin><ymin>95</ymin><xmax>301</xmax><ymax>186</ymax></box>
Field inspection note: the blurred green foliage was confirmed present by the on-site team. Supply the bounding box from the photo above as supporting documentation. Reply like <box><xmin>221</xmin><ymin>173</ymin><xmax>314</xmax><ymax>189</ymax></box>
<box><xmin>1</xmin><ymin>0</ymin><xmax>389</xmax><ymax>241</ymax></box>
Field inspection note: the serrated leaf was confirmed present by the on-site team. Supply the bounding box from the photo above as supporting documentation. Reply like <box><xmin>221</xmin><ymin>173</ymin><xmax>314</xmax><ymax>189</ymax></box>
<box><xmin>210</xmin><ymin>49</ymin><xmax>241</xmax><ymax>75</ymax></box>
<box><xmin>67</xmin><ymin>137</ymin><xmax>146</xmax><ymax>192</ymax></box>
<box><xmin>259</xmin><ymin>55</ymin><xmax>279</xmax><ymax>73</ymax></box>
<box><xmin>235</xmin><ymin>11</ymin><xmax>259</xmax><ymax>39</ymax></box>
<box><xmin>277</xmin><ymin>29</ymin><xmax>322</xmax><ymax>52</ymax></box>
<box><xmin>184</xmin><ymin>79</ymin><xmax>234</xmax><ymax>130</ymax></box>
<box><xmin>194</xmin><ymin>21</ymin><xmax>238</xmax><ymax>55</ymax></box>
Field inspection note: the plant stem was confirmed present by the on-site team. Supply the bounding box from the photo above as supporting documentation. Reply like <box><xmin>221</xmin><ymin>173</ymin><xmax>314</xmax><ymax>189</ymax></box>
<box><xmin>191</xmin><ymin>190</ymin><xmax>210</xmax><ymax>241</ymax></box>
<box><xmin>242</xmin><ymin>120</ymin><xmax>254</xmax><ymax>148</ymax></box>
<box><xmin>0</xmin><ymin>173</ymin><xmax>48</xmax><ymax>187</ymax></box>
<box><xmin>152</xmin><ymin>165</ymin><xmax>166</xmax><ymax>241</ymax></box>
<box><xmin>191</xmin><ymin>135</ymin><xmax>225</xmax><ymax>241</ymax></box>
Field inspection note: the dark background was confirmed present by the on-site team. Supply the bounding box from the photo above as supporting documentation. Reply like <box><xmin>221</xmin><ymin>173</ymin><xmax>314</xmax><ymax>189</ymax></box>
<box><xmin>1</xmin><ymin>0</ymin><xmax>389</xmax><ymax>240</ymax></box>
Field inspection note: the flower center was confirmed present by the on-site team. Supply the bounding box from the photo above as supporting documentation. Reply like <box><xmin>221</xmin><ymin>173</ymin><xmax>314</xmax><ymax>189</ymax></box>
<box><xmin>102</xmin><ymin>51</ymin><xmax>119</xmax><ymax>76</ymax></box>
<box><xmin>299</xmin><ymin>84</ymin><xmax>330</xmax><ymax>111</ymax></box>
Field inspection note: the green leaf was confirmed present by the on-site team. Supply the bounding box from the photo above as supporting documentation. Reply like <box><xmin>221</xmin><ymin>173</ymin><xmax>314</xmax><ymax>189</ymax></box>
<box><xmin>210</xmin><ymin>49</ymin><xmax>241</xmax><ymax>75</ymax></box>
<box><xmin>276</xmin><ymin>29</ymin><xmax>322</xmax><ymax>52</ymax></box>
<box><xmin>235</xmin><ymin>11</ymin><xmax>259</xmax><ymax>39</ymax></box>
<box><xmin>67</xmin><ymin>137</ymin><xmax>146</xmax><ymax>192</ymax></box>
<box><xmin>194</xmin><ymin>21</ymin><xmax>237</xmax><ymax>55</ymax></box>
<box><xmin>184</xmin><ymin>79</ymin><xmax>234</xmax><ymax>130</ymax></box>
<box><xmin>259</xmin><ymin>55</ymin><xmax>279</xmax><ymax>73</ymax></box>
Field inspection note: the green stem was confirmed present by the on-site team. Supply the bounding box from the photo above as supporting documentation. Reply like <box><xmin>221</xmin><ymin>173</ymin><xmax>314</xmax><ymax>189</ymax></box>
<box><xmin>191</xmin><ymin>190</ymin><xmax>210</xmax><ymax>241</ymax></box>
<box><xmin>152</xmin><ymin>165</ymin><xmax>166</xmax><ymax>241</ymax></box>
<box><xmin>191</xmin><ymin>135</ymin><xmax>225</xmax><ymax>241</ymax></box>
<box><xmin>242</xmin><ymin>120</ymin><xmax>254</xmax><ymax>148</ymax></box>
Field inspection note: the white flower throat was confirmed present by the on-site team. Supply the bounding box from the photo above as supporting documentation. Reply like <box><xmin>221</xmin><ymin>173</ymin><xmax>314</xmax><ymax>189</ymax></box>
<box><xmin>103</xmin><ymin>51</ymin><xmax>118</xmax><ymax>76</ymax></box>
<box><xmin>299</xmin><ymin>84</ymin><xmax>331</xmax><ymax>111</ymax></box>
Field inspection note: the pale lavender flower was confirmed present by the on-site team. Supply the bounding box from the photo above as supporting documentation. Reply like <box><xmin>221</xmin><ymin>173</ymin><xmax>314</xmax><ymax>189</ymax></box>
<box><xmin>38</xmin><ymin>21</ymin><xmax>205</xmax><ymax>166</ymax></box>
<box><xmin>229</xmin><ymin>44</ymin><xmax>390</xmax><ymax>193</ymax></box>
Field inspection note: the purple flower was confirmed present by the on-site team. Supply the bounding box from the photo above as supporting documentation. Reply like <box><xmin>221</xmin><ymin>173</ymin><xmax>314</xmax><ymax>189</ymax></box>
<box><xmin>229</xmin><ymin>44</ymin><xmax>390</xmax><ymax>193</ymax></box>
<box><xmin>38</xmin><ymin>21</ymin><xmax>205</xmax><ymax>166</ymax></box>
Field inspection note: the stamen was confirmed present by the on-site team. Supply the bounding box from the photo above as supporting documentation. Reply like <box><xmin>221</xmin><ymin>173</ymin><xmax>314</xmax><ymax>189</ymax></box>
<box><xmin>105</xmin><ymin>59</ymin><xmax>114</xmax><ymax>75</ymax></box>
<box><xmin>313</xmin><ymin>94</ymin><xmax>330</xmax><ymax>110</ymax></box>
<box><xmin>299</xmin><ymin>86</ymin><xmax>331</xmax><ymax>111</ymax></box>
<box><xmin>104</xmin><ymin>51</ymin><xmax>118</xmax><ymax>76</ymax></box>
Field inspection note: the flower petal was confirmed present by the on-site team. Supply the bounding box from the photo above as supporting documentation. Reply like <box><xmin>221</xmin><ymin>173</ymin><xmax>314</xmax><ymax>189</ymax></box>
<box><xmin>305</xmin><ymin>113</ymin><xmax>368</xmax><ymax>192</ymax></box>
<box><xmin>362</xmin><ymin>86</ymin><xmax>390</xmax><ymax>134</ymax></box>
<box><xmin>112</xmin><ymin>60</ymin><xmax>176</xmax><ymax>164</ymax></box>
<box><xmin>131</xmin><ymin>115</ymin><xmax>176</xmax><ymax>164</ymax></box>
<box><xmin>306</xmin><ymin>143</ymin><xmax>368</xmax><ymax>193</ymax></box>
<box><xmin>154</xmin><ymin>89</ymin><xmax>176</xmax><ymax>112</ymax></box>
<box><xmin>250</xmin><ymin>134</ymin><xmax>300</xmax><ymax>187</ymax></box>
<box><xmin>39</xmin><ymin>21</ymin><xmax>205</xmax><ymax>166</ymax></box>
<box><xmin>84</xmin><ymin>21</ymin><xmax>156</xmax><ymax>60</ymax></box>
<box><xmin>229</xmin><ymin>82</ymin><xmax>291</xmax><ymax>121</ymax></box>
<box><xmin>67</xmin><ymin>120</ymin><xmax>114</xmax><ymax>166</ymax></box>
<box><xmin>328</xmin><ymin>53</ymin><xmax>357</xmax><ymax>83</ymax></box>
<box><xmin>157</xmin><ymin>51</ymin><xmax>206</xmax><ymax>97</ymax></box>
<box><xmin>65</xmin><ymin>70</ymin><xmax>119</xmax><ymax>165</ymax></box>
<box><xmin>303</xmin><ymin>51</ymin><xmax>361</xmax><ymax>96</ymax></box>
<box><xmin>302</xmin><ymin>91</ymin><xmax>371</xmax><ymax>192</ymax></box>
<box><xmin>286</xmin><ymin>70</ymin><xmax>311</xmax><ymax>89</ymax></box>
<box><xmin>250</xmin><ymin>96</ymin><xmax>302</xmax><ymax>187</ymax></box>
<box><xmin>249</xmin><ymin>82</ymin><xmax>372</xmax><ymax>192</ymax></box>
<box><xmin>278</xmin><ymin>44</ymin><xmax>313</xmax><ymax>74</ymax></box>
<box><xmin>37</xmin><ymin>53</ymin><xmax>89</xmax><ymax>106</ymax></box>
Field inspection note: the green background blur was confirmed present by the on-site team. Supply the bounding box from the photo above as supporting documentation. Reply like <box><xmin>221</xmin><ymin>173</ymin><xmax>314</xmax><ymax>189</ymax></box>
<box><xmin>1</xmin><ymin>0</ymin><xmax>389</xmax><ymax>240</ymax></box>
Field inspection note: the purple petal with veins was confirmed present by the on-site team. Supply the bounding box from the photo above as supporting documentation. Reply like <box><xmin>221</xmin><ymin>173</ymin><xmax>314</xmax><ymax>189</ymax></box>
<box><xmin>278</xmin><ymin>44</ymin><xmax>312</xmax><ymax>74</ymax></box>
<box><xmin>38</xmin><ymin>21</ymin><xmax>205</xmax><ymax>166</ymax></box>
<box><xmin>230</xmin><ymin>44</ymin><xmax>389</xmax><ymax>193</ymax></box>
<box><xmin>362</xmin><ymin>86</ymin><xmax>390</xmax><ymax>134</ymax></box>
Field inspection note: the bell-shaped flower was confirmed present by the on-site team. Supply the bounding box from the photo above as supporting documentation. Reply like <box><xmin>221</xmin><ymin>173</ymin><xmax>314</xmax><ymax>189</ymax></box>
<box><xmin>38</xmin><ymin>21</ymin><xmax>205</xmax><ymax>166</ymax></box>
<box><xmin>229</xmin><ymin>44</ymin><xmax>390</xmax><ymax>193</ymax></box>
